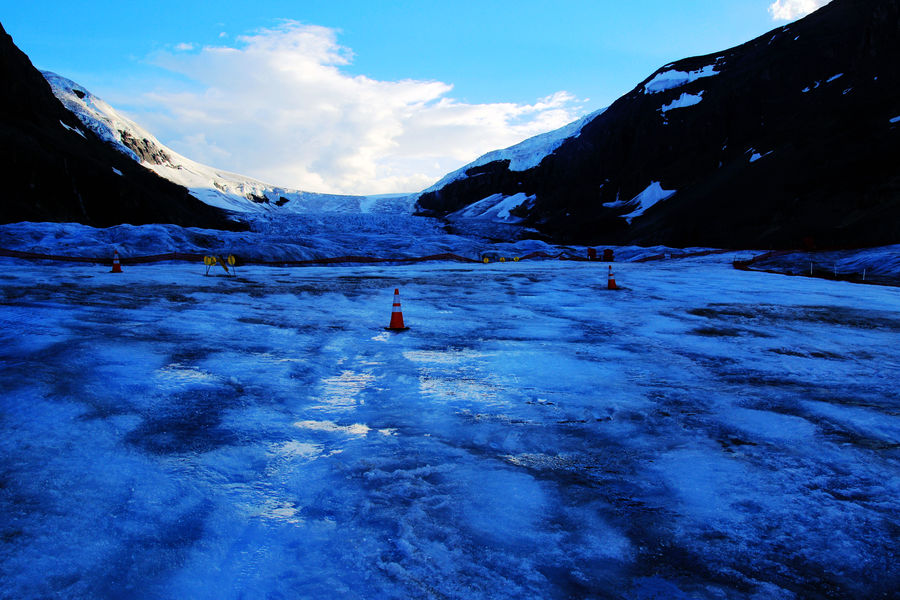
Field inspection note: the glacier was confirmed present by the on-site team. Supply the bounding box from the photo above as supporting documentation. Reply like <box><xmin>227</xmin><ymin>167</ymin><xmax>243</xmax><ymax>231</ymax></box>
<box><xmin>1</xmin><ymin>226</ymin><xmax>899</xmax><ymax>599</ymax></box>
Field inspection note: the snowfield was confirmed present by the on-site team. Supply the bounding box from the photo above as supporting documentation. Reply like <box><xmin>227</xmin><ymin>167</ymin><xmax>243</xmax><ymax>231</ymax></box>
<box><xmin>2</xmin><ymin>247</ymin><xmax>899</xmax><ymax>599</ymax></box>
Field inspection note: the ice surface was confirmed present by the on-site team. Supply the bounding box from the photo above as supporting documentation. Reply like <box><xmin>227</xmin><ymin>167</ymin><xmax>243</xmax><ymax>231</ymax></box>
<box><xmin>0</xmin><ymin>217</ymin><xmax>535</xmax><ymax>262</ymax></box>
<box><xmin>3</xmin><ymin>245</ymin><xmax>898</xmax><ymax>598</ymax></box>
<box><xmin>643</xmin><ymin>65</ymin><xmax>719</xmax><ymax>94</ymax></box>
<box><xmin>0</xmin><ymin>221</ymin><xmax>710</xmax><ymax>267</ymax></box>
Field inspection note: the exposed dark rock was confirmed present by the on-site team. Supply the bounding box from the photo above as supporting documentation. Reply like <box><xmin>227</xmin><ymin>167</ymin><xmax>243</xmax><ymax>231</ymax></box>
<box><xmin>0</xmin><ymin>22</ymin><xmax>245</xmax><ymax>230</ymax></box>
<box><xmin>418</xmin><ymin>0</ymin><xmax>900</xmax><ymax>249</ymax></box>
<box><xmin>118</xmin><ymin>130</ymin><xmax>175</xmax><ymax>167</ymax></box>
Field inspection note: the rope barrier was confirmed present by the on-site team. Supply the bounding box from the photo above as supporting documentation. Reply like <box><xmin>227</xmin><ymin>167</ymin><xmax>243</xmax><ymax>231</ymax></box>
<box><xmin>732</xmin><ymin>250</ymin><xmax>898</xmax><ymax>287</ymax></box>
<box><xmin>7</xmin><ymin>245</ymin><xmax>892</xmax><ymax>285</ymax></box>
<box><xmin>634</xmin><ymin>249</ymin><xmax>734</xmax><ymax>262</ymax></box>
<box><xmin>0</xmin><ymin>248</ymin><xmax>109</xmax><ymax>264</ymax></box>
<box><xmin>0</xmin><ymin>247</ymin><xmax>732</xmax><ymax>266</ymax></box>
<box><xmin>0</xmin><ymin>248</ymin><xmax>206</xmax><ymax>265</ymax></box>
<box><xmin>0</xmin><ymin>248</ymin><xmax>502</xmax><ymax>266</ymax></box>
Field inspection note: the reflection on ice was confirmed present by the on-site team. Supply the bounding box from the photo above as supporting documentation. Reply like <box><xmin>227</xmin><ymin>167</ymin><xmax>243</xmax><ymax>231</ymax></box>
<box><xmin>293</xmin><ymin>420</ymin><xmax>371</xmax><ymax>436</ymax></box>
<box><xmin>504</xmin><ymin>452</ymin><xmax>581</xmax><ymax>470</ymax></box>
<box><xmin>405</xmin><ymin>349</ymin><xmax>504</xmax><ymax>404</ymax></box>
<box><xmin>403</xmin><ymin>349</ymin><xmax>488</xmax><ymax>364</ymax></box>
<box><xmin>255</xmin><ymin>499</ymin><xmax>303</xmax><ymax>524</ymax></box>
<box><xmin>311</xmin><ymin>370</ymin><xmax>375</xmax><ymax>411</ymax></box>
<box><xmin>154</xmin><ymin>362</ymin><xmax>219</xmax><ymax>390</ymax></box>
<box><xmin>418</xmin><ymin>375</ymin><xmax>502</xmax><ymax>404</ymax></box>
<box><xmin>268</xmin><ymin>440</ymin><xmax>323</xmax><ymax>461</ymax></box>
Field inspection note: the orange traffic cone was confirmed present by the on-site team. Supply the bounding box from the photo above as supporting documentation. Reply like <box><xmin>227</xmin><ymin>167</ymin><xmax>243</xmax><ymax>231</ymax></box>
<box><xmin>607</xmin><ymin>265</ymin><xmax>618</xmax><ymax>290</ymax></box>
<box><xmin>111</xmin><ymin>250</ymin><xmax>123</xmax><ymax>273</ymax></box>
<box><xmin>385</xmin><ymin>288</ymin><xmax>409</xmax><ymax>331</ymax></box>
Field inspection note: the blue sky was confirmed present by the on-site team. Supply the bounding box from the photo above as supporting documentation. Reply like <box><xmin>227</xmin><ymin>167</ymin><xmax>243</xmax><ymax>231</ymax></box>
<box><xmin>3</xmin><ymin>0</ymin><xmax>829</xmax><ymax>194</ymax></box>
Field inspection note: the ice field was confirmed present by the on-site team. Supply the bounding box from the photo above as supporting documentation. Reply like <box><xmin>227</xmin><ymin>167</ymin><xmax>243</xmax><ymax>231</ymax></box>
<box><xmin>1</xmin><ymin>256</ymin><xmax>899</xmax><ymax>599</ymax></box>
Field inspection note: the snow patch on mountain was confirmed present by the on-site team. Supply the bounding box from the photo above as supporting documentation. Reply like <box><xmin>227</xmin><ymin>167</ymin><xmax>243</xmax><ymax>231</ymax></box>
<box><xmin>421</xmin><ymin>108</ymin><xmax>606</xmax><ymax>195</ymax></box>
<box><xmin>604</xmin><ymin>182</ymin><xmax>676</xmax><ymax>224</ymax></box>
<box><xmin>749</xmin><ymin>150</ymin><xmax>774</xmax><ymax>163</ymax></box>
<box><xmin>802</xmin><ymin>80</ymin><xmax>824</xmax><ymax>93</ymax></box>
<box><xmin>58</xmin><ymin>119</ymin><xmax>86</xmax><ymax>138</ymax></box>
<box><xmin>42</xmin><ymin>71</ymin><xmax>414</xmax><ymax>215</ymax></box>
<box><xmin>44</xmin><ymin>72</ymin><xmax>143</xmax><ymax>162</ymax></box>
<box><xmin>643</xmin><ymin>64</ymin><xmax>719</xmax><ymax>94</ymax></box>
<box><xmin>448</xmin><ymin>193</ymin><xmax>535</xmax><ymax>224</ymax></box>
<box><xmin>660</xmin><ymin>92</ymin><xmax>705</xmax><ymax>113</ymax></box>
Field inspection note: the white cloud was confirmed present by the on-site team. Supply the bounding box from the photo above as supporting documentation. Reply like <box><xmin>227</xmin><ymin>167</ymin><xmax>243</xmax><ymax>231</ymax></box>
<box><xmin>124</xmin><ymin>22</ymin><xmax>584</xmax><ymax>195</ymax></box>
<box><xmin>173</xmin><ymin>42</ymin><xmax>195</xmax><ymax>52</ymax></box>
<box><xmin>768</xmin><ymin>0</ymin><xmax>831</xmax><ymax>21</ymax></box>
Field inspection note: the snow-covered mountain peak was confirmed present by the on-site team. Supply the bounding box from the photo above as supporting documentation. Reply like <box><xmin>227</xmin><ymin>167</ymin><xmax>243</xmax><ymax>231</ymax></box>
<box><xmin>421</xmin><ymin>107</ymin><xmax>606</xmax><ymax>195</ymax></box>
<box><xmin>42</xmin><ymin>72</ymin><xmax>145</xmax><ymax>163</ymax></box>
<box><xmin>42</xmin><ymin>71</ymin><xmax>415</xmax><ymax>215</ymax></box>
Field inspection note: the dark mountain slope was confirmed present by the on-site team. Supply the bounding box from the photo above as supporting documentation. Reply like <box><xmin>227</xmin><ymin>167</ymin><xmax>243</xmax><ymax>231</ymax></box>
<box><xmin>417</xmin><ymin>0</ymin><xmax>900</xmax><ymax>248</ymax></box>
<box><xmin>0</xmin><ymin>22</ymin><xmax>243</xmax><ymax>230</ymax></box>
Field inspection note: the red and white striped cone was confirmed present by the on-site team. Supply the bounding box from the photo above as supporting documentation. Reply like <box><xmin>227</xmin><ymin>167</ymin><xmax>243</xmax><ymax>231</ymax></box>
<box><xmin>385</xmin><ymin>288</ymin><xmax>409</xmax><ymax>331</ymax></box>
<box><xmin>111</xmin><ymin>250</ymin><xmax>123</xmax><ymax>273</ymax></box>
<box><xmin>607</xmin><ymin>265</ymin><xmax>618</xmax><ymax>290</ymax></box>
